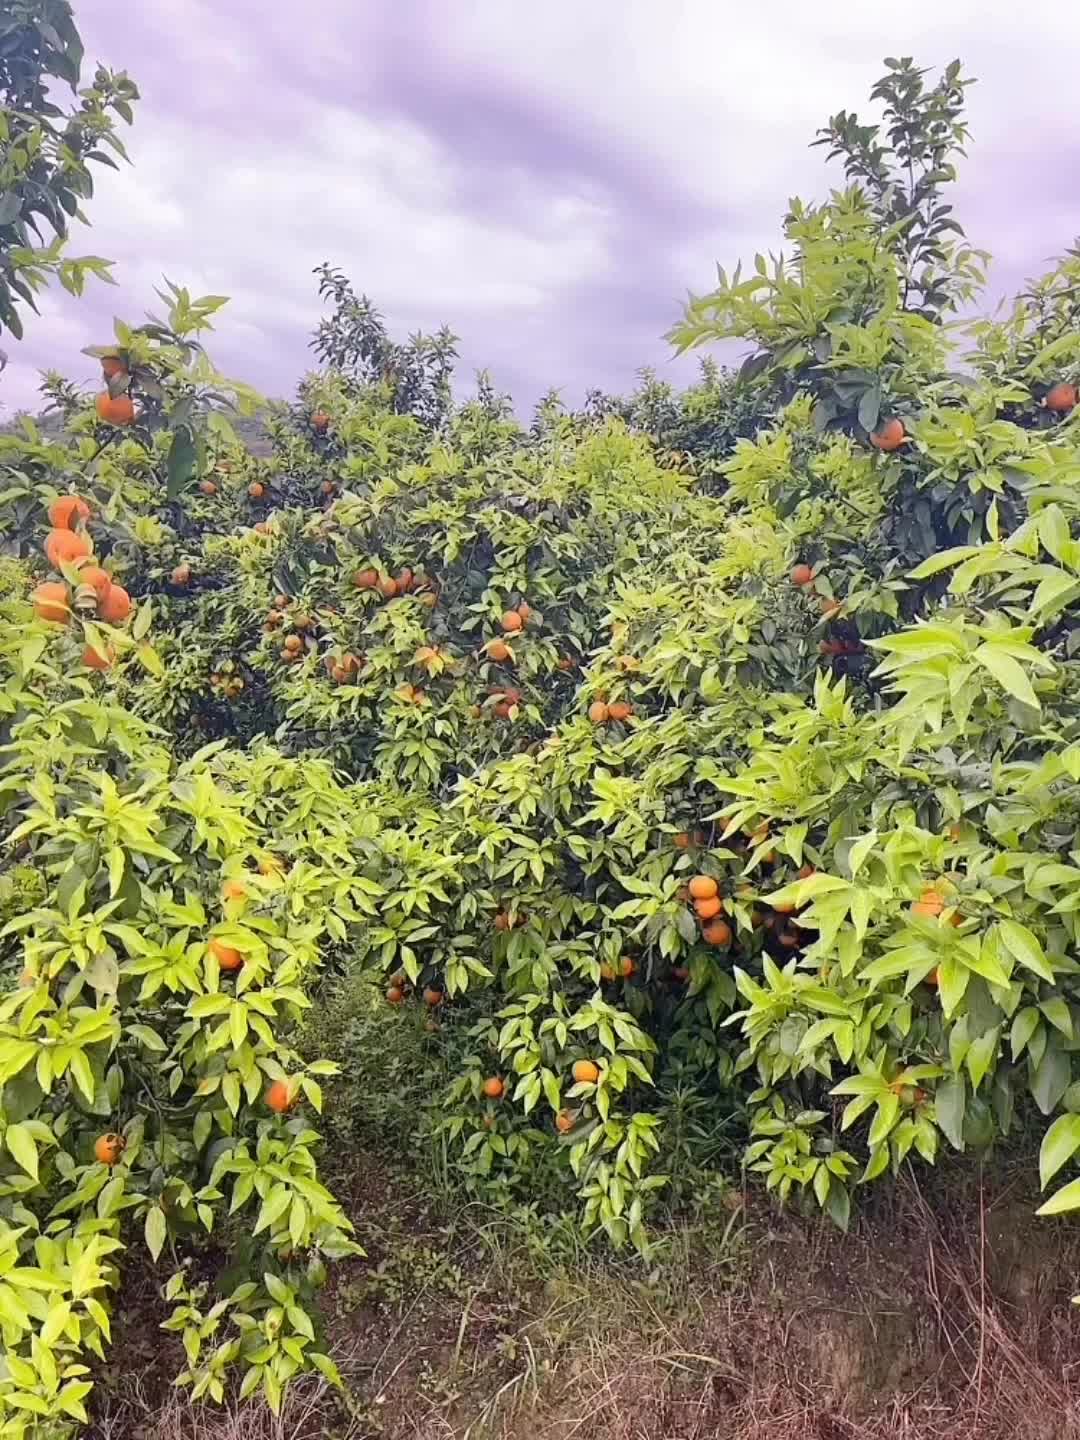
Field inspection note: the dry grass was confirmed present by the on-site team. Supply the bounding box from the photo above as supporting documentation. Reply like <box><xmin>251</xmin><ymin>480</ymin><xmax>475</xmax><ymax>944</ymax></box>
<box><xmin>92</xmin><ymin>1160</ymin><xmax>1080</xmax><ymax>1440</ymax></box>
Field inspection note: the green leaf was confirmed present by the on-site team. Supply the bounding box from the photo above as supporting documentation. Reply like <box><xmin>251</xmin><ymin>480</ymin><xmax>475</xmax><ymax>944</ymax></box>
<box><xmin>997</xmin><ymin>920</ymin><xmax>1054</xmax><ymax>983</ymax></box>
<box><xmin>935</xmin><ymin>1074</ymin><xmax>966</xmax><ymax>1151</ymax></box>
<box><xmin>1039</xmin><ymin>1114</ymin><xmax>1080</xmax><ymax>1189</ymax></box>
<box><xmin>1031</xmin><ymin>1045</ymin><xmax>1071</xmax><ymax>1116</ymax></box>
<box><xmin>972</xmin><ymin>643</ymin><xmax>1040</xmax><ymax>710</ymax></box>
<box><xmin>1037</xmin><ymin>1177</ymin><xmax>1080</xmax><ymax>1216</ymax></box>
<box><xmin>4</xmin><ymin>1123</ymin><xmax>37</xmax><ymax>1181</ymax></box>
<box><xmin>144</xmin><ymin>1204</ymin><xmax>167</xmax><ymax>1261</ymax></box>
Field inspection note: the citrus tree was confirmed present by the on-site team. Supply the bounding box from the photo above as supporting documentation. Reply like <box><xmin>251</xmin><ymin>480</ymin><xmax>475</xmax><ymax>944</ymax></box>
<box><xmin>0</xmin><ymin>0</ymin><xmax>138</xmax><ymax>349</ymax></box>
<box><xmin>5</xmin><ymin>46</ymin><xmax>1080</xmax><ymax>1439</ymax></box>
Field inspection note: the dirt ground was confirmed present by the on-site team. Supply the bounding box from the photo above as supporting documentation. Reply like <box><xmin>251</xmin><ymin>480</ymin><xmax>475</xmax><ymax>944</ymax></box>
<box><xmin>89</xmin><ymin>1147</ymin><xmax>1080</xmax><ymax>1440</ymax></box>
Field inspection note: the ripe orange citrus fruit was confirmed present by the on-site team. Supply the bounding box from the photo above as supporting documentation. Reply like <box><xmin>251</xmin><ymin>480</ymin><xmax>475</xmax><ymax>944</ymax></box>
<box><xmin>283</xmin><ymin>634</ymin><xmax>303</xmax><ymax>653</ymax></box>
<box><xmin>354</xmin><ymin>568</ymin><xmax>378</xmax><ymax>590</ymax></box>
<box><xmin>790</xmin><ymin>563</ymin><xmax>814</xmax><ymax>587</ymax></box>
<box><xmin>32</xmin><ymin>582</ymin><xmax>69</xmax><ymax>623</ymax></box>
<box><xmin>266</xmin><ymin>1079</ymin><xmax>295</xmax><ymax>1113</ymax></box>
<box><xmin>702</xmin><ymin>919</ymin><xmax>732</xmax><ymax>947</ymax></box>
<box><xmin>482</xmin><ymin>1076</ymin><xmax>505</xmax><ymax>1099</ymax></box>
<box><xmin>1046</xmin><ymin>382</ymin><xmax>1078</xmax><ymax>414</ymax></box>
<box><xmin>688</xmin><ymin>875</ymin><xmax>718</xmax><ymax>900</ymax></box>
<box><xmin>94</xmin><ymin>1133</ymin><xmax>125</xmax><ymax>1166</ymax></box>
<box><xmin>76</xmin><ymin>565</ymin><xmax>111</xmax><ymax>601</ymax></box>
<box><xmin>45</xmin><ymin>528</ymin><xmax>92</xmax><ymax>569</ymax></box>
<box><xmin>101</xmin><ymin>356</ymin><xmax>127</xmax><ymax>379</ymax></box>
<box><xmin>608</xmin><ymin>701</ymin><xmax>633</xmax><ymax>722</ymax></box>
<box><xmin>97</xmin><ymin>584</ymin><xmax>132</xmax><ymax>624</ymax></box>
<box><xmin>694</xmin><ymin>895</ymin><xmax>722</xmax><ymax>920</ymax></box>
<box><xmin>870</xmin><ymin>418</ymin><xmax>906</xmax><ymax>451</ymax></box>
<box><xmin>171</xmin><ymin>564</ymin><xmax>191</xmax><ymax>586</ymax></box>
<box><xmin>82</xmin><ymin>642</ymin><xmax>115</xmax><ymax>671</ymax></box>
<box><xmin>199</xmin><ymin>479</ymin><xmax>217</xmax><ymax>495</ymax></box>
<box><xmin>423</xmin><ymin>986</ymin><xmax>444</xmax><ymax>1007</ymax></box>
<box><xmin>386</xmin><ymin>985</ymin><xmax>404</xmax><ymax>1005</ymax></box>
<box><xmin>248</xmin><ymin>481</ymin><xmax>265</xmax><ymax>498</ymax></box>
<box><xmin>95</xmin><ymin>392</ymin><xmax>135</xmax><ymax>426</ymax></box>
<box><xmin>501</xmin><ymin>610</ymin><xmax>523</xmax><ymax>632</ymax></box>
<box><xmin>312</xmin><ymin>411</ymin><xmax>330</xmax><ymax>431</ymax></box>
<box><xmin>379</xmin><ymin>576</ymin><xmax>399</xmax><ymax>599</ymax></box>
<box><xmin>588</xmin><ymin>700</ymin><xmax>610</xmax><ymax>724</ymax></box>
<box><xmin>222</xmin><ymin>880</ymin><xmax>247</xmax><ymax>902</ymax></box>
<box><xmin>487</xmin><ymin>639</ymin><xmax>512</xmax><ymax>662</ymax></box>
<box><xmin>48</xmin><ymin>495</ymin><xmax>91</xmax><ymax>530</ymax></box>
<box><xmin>556</xmin><ymin>1110</ymin><xmax>575</xmax><ymax>1134</ymax></box>
<box><xmin>911</xmin><ymin>889</ymin><xmax>945</xmax><ymax>919</ymax></box>
<box><xmin>209</xmin><ymin>938</ymin><xmax>243</xmax><ymax>971</ymax></box>
<box><xmin>572</xmin><ymin>1060</ymin><xmax>600</xmax><ymax>1084</ymax></box>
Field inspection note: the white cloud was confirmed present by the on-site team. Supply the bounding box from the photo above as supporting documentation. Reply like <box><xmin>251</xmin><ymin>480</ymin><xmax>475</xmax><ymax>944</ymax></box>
<box><xmin>4</xmin><ymin>0</ymin><xmax>1078</xmax><ymax>415</ymax></box>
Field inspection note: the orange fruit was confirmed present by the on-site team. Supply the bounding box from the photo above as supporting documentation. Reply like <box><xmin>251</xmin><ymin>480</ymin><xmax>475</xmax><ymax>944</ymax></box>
<box><xmin>76</xmin><ymin>564</ymin><xmax>112</xmax><ymax>601</ymax></box>
<box><xmin>48</xmin><ymin>495</ymin><xmax>91</xmax><ymax>530</ymax></box>
<box><xmin>870</xmin><ymin>418</ymin><xmax>906</xmax><ymax>451</ymax></box>
<box><xmin>798</xmin><ymin>864</ymin><xmax>815</xmax><ymax>879</ymax></box>
<box><xmin>608</xmin><ymin>701</ymin><xmax>633</xmax><ymax>722</ymax></box>
<box><xmin>694</xmin><ymin>895</ymin><xmax>722</xmax><ymax>920</ymax></box>
<box><xmin>487</xmin><ymin>639</ymin><xmax>512</xmax><ymax>662</ymax></box>
<box><xmin>265</xmin><ymin>610</ymin><xmax>283</xmax><ymax>628</ymax></box>
<box><xmin>911</xmin><ymin>889</ymin><xmax>945</xmax><ymax>919</ymax></box>
<box><xmin>501</xmin><ymin>610</ymin><xmax>523</xmax><ymax>633</ymax></box>
<box><xmin>266</xmin><ymin>1079</ymin><xmax>295</xmax><ymax>1113</ymax></box>
<box><xmin>97</xmin><ymin>584</ymin><xmax>132</xmax><ymax>624</ymax></box>
<box><xmin>673</xmin><ymin>832</ymin><xmax>691</xmax><ymax>850</ymax></box>
<box><xmin>248</xmin><ymin>481</ymin><xmax>265</xmax><ymax>498</ymax></box>
<box><xmin>397</xmin><ymin>567</ymin><xmax>414</xmax><ymax>592</ymax></box>
<box><xmin>94</xmin><ymin>1133</ymin><xmax>125</xmax><ymax>1166</ymax></box>
<box><xmin>379</xmin><ymin>576</ymin><xmax>399</xmax><ymax>599</ymax></box>
<box><xmin>292</xmin><ymin>613</ymin><xmax>313</xmax><ymax>632</ymax></box>
<box><xmin>82</xmin><ymin>642</ymin><xmax>115</xmax><ymax>671</ymax></box>
<box><xmin>599</xmin><ymin>962</ymin><xmax>615</xmax><ymax>981</ymax></box>
<box><xmin>199</xmin><ymin>479</ymin><xmax>217</xmax><ymax>496</ymax></box>
<box><xmin>702</xmin><ymin>919</ymin><xmax>732</xmax><ymax>947</ymax></box>
<box><xmin>283</xmin><ymin>634</ymin><xmax>303</xmax><ymax>653</ymax></box>
<box><xmin>354</xmin><ymin>568</ymin><xmax>379</xmax><ymax>590</ymax></box>
<box><xmin>95</xmin><ymin>392</ymin><xmax>135</xmax><ymax>426</ymax></box>
<box><xmin>556</xmin><ymin>1110</ymin><xmax>575</xmax><ymax>1134</ymax></box>
<box><xmin>45</xmin><ymin>528</ymin><xmax>92</xmax><ymax>570</ymax></box>
<box><xmin>619</xmin><ymin>956</ymin><xmax>636</xmax><ymax>978</ymax></box>
<box><xmin>482</xmin><ymin>1076</ymin><xmax>505</xmax><ymax>1099</ymax></box>
<box><xmin>32</xmin><ymin>582</ymin><xmax>69</xmax><ymax>623</ymax></box>
<box><xmin>927</xmin><ymin>967</ymin><xmax>940</xmax><ymax>988</ymax></box>
<box><xmin>386</xmin><ymin>985</ymin><xmax>404</xmax><ymax>1005</ymax></box>
<box><xmin>790</xmin><ymin>563</ymin><xmax>814</xmax><ymax>587</ymax></box>
<box><xmin>274</xmin><ymin>592</ymin><xmax>290</xmax><ymax>608</ymax></box>
<box><xmin>688</xmin><ymin>875</ymin><xmax>718</xmax><ymax>901</ymax></box>
<box><xmin>517</xmin><ymin>602</ymin><xmax>532</xmax><ymax>623</ymax></box>
<box><xmin>423</xmin><ymin>986</ymin><xmax>444</xmax><ymax>1007</ymax></box>
<box><xmin>820</xmin><ymin>599</ymin><xmax>843</xmax><ymax>619</ymax></box>
<box><xmin>588</xmin><ymin>700</ymin><xmax>610</xmax><ymax>724</ymax></box>
<box><xmin>312</xmin><ymin>410</ymin><xmax>331</xmax><ymax>431</ymax></box>
<box><xmin>572</xmin><ymin>1059</ymin><xmax>600</xmax><ymax>1084</ymax></box>
<box><xmin>101</xmin><ymin>356</ymin><xmax>127</xmax><ymax>379</ymax></box>
<box><xmin>222</xmin><ymin>880</ymin><xmax>247</xmax><ymax>902</ymax></box>
<box><xmin>209</xmin><ymin>938</ymin><xmax>243</xmax><ymax>971</ymax></box>
<box><xmin>171</xmin><ymin>564</ymin><xmax>191</xmax><ymax>586</ymax></box>
<box><xmin>1046</xmin><ymin>382</ymin><xmax>1078</xmax><ymax>414</ymax></box>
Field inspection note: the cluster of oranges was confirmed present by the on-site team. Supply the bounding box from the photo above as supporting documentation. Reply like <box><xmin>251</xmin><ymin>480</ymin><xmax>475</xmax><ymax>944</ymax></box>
<box><xmin>354</xmin><ymin>565</ymin><xmax>434</xmax><ymax>603</ymax></box>
<box><xmin>791</xmin><ymin>564</ymin><xmax>861</xmax><ymax>658</ymax></box>
<box><xmin>685</xmin><ymin>875</ymin><xmax>732</xmax><ymax>948</ymax></box>
<box><xmin>385</xmin><ymin>970</ymin><xmax>445</xmax><ymax>1017</ymax></box>
<box><xmin>485</xmin><ymin>601</ymin><xmax>534</xmax><ymax>663</ymax></box>
<box><xmin>32</xmin><ymin>495</ymin><xmax>133</xmax><ymax>668</ymax></box>
<box><xmin>94</xmin><ymin>352</ymin><xmax>135</xmax><ymax>427</ymax></box>
<box><xmin>588</xmin><ymin>696</ymin><xmax>634</xmax><ymax>725</ymax></box>
<box><xmin>480</xmin><ymin>1058</ymin><xmax>601</xmax><ymax>1136</ymax></box>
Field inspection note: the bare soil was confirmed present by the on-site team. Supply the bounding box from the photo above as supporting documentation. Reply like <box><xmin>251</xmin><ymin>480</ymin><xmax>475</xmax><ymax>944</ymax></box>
<box><xmin>92</xmin><ymin>1156</ymin><xmax>1080</xmax><ymax>1440</ymax></box>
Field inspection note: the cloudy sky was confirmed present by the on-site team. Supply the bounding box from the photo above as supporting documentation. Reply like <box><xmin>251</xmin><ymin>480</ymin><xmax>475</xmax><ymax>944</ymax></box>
<box><xmin>3</xmin><ymin>0</ymin><xmax>1078</xmax><ymax>417</ymax></box>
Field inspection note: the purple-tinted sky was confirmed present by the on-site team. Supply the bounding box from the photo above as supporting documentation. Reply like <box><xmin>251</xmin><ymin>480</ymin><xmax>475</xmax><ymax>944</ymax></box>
<box><xmin>3</xmin><ymin>0</ymin><xmax>1078</xmax><ymax>417</ymax></box>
